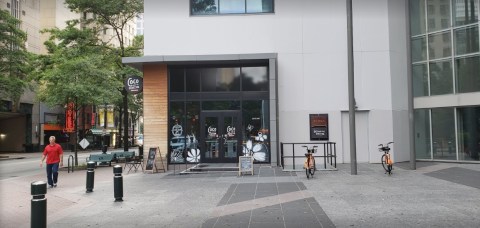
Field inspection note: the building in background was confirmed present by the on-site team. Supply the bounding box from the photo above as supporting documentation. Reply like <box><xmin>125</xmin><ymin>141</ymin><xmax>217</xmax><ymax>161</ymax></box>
<box><xmin>0</xmin><ymin>0</ymin><xmax>139</xmax><ymax>152</ymax></box>
<box><xmin>124</xmin><ymin>0</ymin><xmax>479</xmax><ymax>166</ymax></box>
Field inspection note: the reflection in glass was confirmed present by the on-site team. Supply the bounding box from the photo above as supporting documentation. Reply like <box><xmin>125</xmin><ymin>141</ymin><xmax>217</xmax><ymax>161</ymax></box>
<box><xmin>431</xmin><ymin>108</ymin><xmax>456</xmax><ymax>160</ymax></box>
<box><xmin>457</xmin><ymin>107</ymin><xmax>480</xmax><ymax>161</ymax></box>
<box><xmin>169</xmin><ymin>69</ymin><xmax>184</xmax><ymax>92</ymax></box>
<box><xmin>219</xmin><ymin>0</ymin><xmax>245</xmax><ymax>14</ymax></box>
<box><xmin>204</xmin><ymin>117</ymin><xmax>219</xmax><ymax>159</ymax></box>
<box><xmin>242</xmin><ymin>67</ymin><xmax>268</xmax><ymax>91</ymax></box>
<box><xmin>429</xmin><ymin>61</ymin><xmax>453</xmax><ymax>95</ymax></box>
<box><xmin>453</xmin><ymin>0</ymin><xmax>478</xmax><ymax>26</ymax></box>
<box><xmin>242</xmin><ymin>100</ymin><xmax>269</xmax><ymax>162</ymax></box>
<box><xmin>427</xmin><ymin>0</ymin><xmax>450</xmax><ymax>32</ymax></box>
<box><xmin>191</xmin><ymin>0</ymin><xmax>218</xmax><ymax>15</ymax></box>
<box><xmin>415</xmin><ymin>109</ymin><xmax>432</xmax><ymax>159</ymax></box>
<box><xmin>456</xmin><ymin>56</ymin><xmax>480</xmax><ymax>93</ymax></box>
<box><xmin>413</xmin><ymin>64</ymin><xmax>429</xmax><ymax>97</ymax></box>
<box><xmin>246</xmin><ymin>0</ymin><xmax>273</xmax><ymax>13</ymax></box>
<box><xmin>454</xmin><ymin>26</ymin><xmax>479</xmax><ymax>55</ymax></box>
<box><xmin>169</xmin><ymin>102</ymin><xmax>185</xmax><ymax>163</ymax></box>
<box><xmin>410</xmin><ymin>0</ymin><xmax>426</xmax><ymax>35</ymax></box>
<box><xmin>186</xmin><ymin>102</ymin><xmax>200</xmax><ymax>162</ymax></box>
<box><xmin>428</xmin><ymin>32</ymin><xmax>451</xmax><ymax>59</ymax></box>
<box><xmin>223</xmin><ymin>116</ymin><xmax>238</xmax><ymax>158</ymax></box>
<box><xmin>186</xmin><ymin>69</ymin><xmax>201</xmax><ymax>92</ymax></box>
<box><xmin>412</xmin><ymin>37</ymin><xmax>427</xmax><ymax>62</ymax></box>
<box><xmin>202</xmin><ymin>68</ymin><xmax>240</xmax><ymax>92</ymax></box>
<box><xmin>203</xmin><ymin>101</ymin><xmax>240</xmax><ymax>110</ymax></box>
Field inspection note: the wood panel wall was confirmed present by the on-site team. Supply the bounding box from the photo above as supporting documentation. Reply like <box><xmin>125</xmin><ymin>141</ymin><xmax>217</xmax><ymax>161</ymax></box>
<box><xmin>143</xmin><ymin>64</ymin><xmax>168</xmax><ymax>165</ymax></box>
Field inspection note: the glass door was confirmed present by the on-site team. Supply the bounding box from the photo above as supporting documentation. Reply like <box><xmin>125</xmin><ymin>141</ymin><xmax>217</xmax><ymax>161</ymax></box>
<box><xmin>200</xmin><ymin>111</ymin><xmax>241</xmax><ymax>163</ymax></box>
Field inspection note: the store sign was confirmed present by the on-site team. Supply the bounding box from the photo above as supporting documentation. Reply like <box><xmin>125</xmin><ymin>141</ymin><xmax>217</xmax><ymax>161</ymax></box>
<box><xmin>310</xmin><ymin>114</ymin><xmax>328</xmax><ymax>141</ymax></box>
<box><xmin>65</xmin><ymin>102</ymin><xmax>75</xmax><ymax>133</ymax></box>
<box><xmin>125</xmin><ymin>75</ymin><xmax>143</xmax><ymax>94</ymax></box>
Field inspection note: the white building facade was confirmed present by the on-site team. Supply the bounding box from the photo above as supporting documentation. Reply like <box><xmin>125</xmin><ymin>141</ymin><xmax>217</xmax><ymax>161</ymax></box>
<box><xmin>124</xmin><ymin>0</ymin><xmax>479</xmax><ymax>166</ymax></box>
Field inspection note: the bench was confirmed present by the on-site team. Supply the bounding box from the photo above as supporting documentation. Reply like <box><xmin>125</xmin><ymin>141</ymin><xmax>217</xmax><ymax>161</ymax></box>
<box><xmin>111</xmin><ymin>151</ymin><xmax>135</xmax><ymax>163</ymax></box>
<box><xmin>87</xmin><ymin>154</ymin><xmax>114</xmax><ymax>166</ymax></box>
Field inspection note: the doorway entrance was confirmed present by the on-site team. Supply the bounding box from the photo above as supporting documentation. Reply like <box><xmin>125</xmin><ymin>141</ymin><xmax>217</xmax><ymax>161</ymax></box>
<box><xmin>200</xmin><ymin>111</ymin><xmax>242</xmax><ymax>163</ymax></box>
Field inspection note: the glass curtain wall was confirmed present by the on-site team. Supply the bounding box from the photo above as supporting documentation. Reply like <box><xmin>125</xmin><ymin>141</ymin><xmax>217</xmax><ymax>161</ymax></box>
<box><xmin>411</xmin><ymin>0</ymin><xmax>480</xmax><ymax>161</ymax></box>
<box><xmin>168</xmin><ymin>65</ymin><xmax>270</xmax><ymax>164</ymax></box>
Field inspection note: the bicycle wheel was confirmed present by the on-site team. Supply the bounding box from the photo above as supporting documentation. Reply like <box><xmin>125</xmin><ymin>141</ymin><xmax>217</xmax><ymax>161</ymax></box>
<box><xmin>310</xmin><ymin>159</ymin><xmax>316</xmax><ymax>177</ymax></box>
<box><xmin>305</xmin><ymin>167</ymin><xmax>311</xmax><ymax>179</ymax></box>
<box><xmin>387</xmin><ymin>164</ymin><xmax>393</xmax><ymax>175</ymax></box>
<box><xmin>381</xmin><ymin>154</ymin><xmax>389</xmax><ymax>173</ymax></box>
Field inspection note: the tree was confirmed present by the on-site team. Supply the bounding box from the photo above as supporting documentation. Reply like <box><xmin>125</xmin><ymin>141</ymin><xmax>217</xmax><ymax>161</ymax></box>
<box><xmin>65</xmin><ymin>0</ymin><xmax>144</xmax><ymax>152</ymax></box>
<box><xmin>0</xmin><ymin>9</ymin><xmax>32</xmax><ymax>112</ymax></box>
<box><xmin>34</xmin><ymin>21</ymin><xmax>121</xmax><ymax>165</ymax></box>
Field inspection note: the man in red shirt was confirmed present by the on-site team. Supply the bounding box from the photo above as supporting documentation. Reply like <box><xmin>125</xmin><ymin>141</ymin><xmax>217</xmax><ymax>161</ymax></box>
<box><xmin>40</xmin><ymin>136</ymin><xmax>64</xmax><ymax>188</ymax></box>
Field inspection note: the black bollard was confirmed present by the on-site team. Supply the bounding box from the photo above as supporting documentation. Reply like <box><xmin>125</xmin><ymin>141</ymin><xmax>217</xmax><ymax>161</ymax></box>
<box><xmin>86</xmin><ymin>161</ymin><xmax>96</xmax><ymax>193</ymax></box>
<box><xmin>113</xmin><ymin>165</ymin><xmax>123</xmax><ymax>202</ymax></box>
<box><xmin>31</xmin><ymin>181</ymin><xmax>47</xmax><ymax>228</ymax></box>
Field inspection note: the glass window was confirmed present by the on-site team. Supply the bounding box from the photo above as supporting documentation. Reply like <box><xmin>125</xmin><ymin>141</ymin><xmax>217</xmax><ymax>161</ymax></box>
<box><xmin>431</xmin><ymin>108</ymin><xmax>456</xmax><ymax>160</ymax></box>
<box><xmin>457</xmin><ymin>107</ymin><xmax>480</xmax><ymax>161</ymax></box>
<box><xmin>415</xmin><ymin>109</ymin><xmax>432</xmax><ymax>159</ymax></box>
<box><xmin>412</xmin><ymin>36</ymin><xmax>427</xmax><ymax>62</ymax></box>
<box><xmin>242</xmin><ymin>100</ymin><xmax>270</xmax><ymax>162</ymax></box>
<box><xmin>454</xmin><ymin>25</ymin><xmax>479</xmax><ymax>55</ymax></box>
<box><xmin>428</xmin><ymin>32</ymin><xmax>451</xmax><ymax>59</ymax></box>
<box><xmin>410</xmin><ymin>0</ymin><xmax>426</xmax><ymax>36</ymax></box>
<box><xmin>185</xmin><ymin>102</ymin><xmax>201</xmax><ymax>162</ymax></box>
<box><xmin>429</xmin><ymin>60</ymin><xmax>453</xmax><ymax>95</ymax></box>
<box><xmin>413</xmin><ymin>64</ymin><xmax>429</xmax><ymax>97</ymax></box>
<box><xmin>191</xmin><ymin>0</ymin><xmax>273</xmax><ymax>15</ymax></box>
<box><xmin>453</xmin><ymin>0</ymin><xmax>478</xmax><ymax>26</ymax></box>
<box><xmin>219</xmin><ymin>0</ymin><xmax>245</xmax><ymax>14</ymax></box>
<box><xmin>191</xmin><ymin>0</ymin><xmax>219</xmax><ymax>15</ymax></box>
<box><xmin>427</xmin><ymin>0</ymin><xmax>450</xmax><ymax>32</ymax></box>
<box><xmin>186</xmin><ymin>69</ymin><xmax>201</xmax><ymax>92</ymax></box>
<box><xmin>202</xmin><ymin>101</ymin><xmax>240</xmax><ymax>110</ymax></box>
<box><xmin>242</xmin><ymin>67</ymin><xmax>268</xmax><ymax>91</ymax></box>
<box><xmin>169</xmin><ymin>102</ymin><xmax>185</xmax><ymax>163</ymax></box>
<box><xmin>201</xmin><ymin>68</ymin><xmax>240</xmax><ymax>92</ymax></box>
<box><xmin>246</xmin><ymin>0</ymin><xmax>273</xmax><ymax>13</ymax></box>
<box><xmin>455</xmin><ymin>56</ymin><xmax>480</xmax><ymax>93</ymax></box>
<box><xmin>169</xmin><ymin>69</ymin><xmax>185</xmax><ymax>92</ymax></box>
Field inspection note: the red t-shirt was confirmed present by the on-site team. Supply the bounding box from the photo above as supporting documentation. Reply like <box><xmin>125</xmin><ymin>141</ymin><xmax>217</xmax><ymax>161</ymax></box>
<box><xmin>43</xmin><ymin>143</ymin><xmax>63</xmax><ymax>164</ymax></box>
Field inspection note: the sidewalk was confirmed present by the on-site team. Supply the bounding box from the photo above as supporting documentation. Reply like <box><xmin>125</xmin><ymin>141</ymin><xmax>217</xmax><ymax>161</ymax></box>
<box><xmin>1</xmin><ymin>162</ymin><xmax>480</xmax><ymax>228</ymax></box>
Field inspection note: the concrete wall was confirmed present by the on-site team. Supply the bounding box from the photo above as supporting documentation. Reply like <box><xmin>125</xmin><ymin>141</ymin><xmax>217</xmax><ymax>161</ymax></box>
<box><xmin>144</xmin><ymin>0</ymin><xmax>411</xmax><ymax>163</ymax></box>
<box><xmin>0</xmin><ymin>116</ymin><xmax>26</xmax><ymax>152</ymax></box>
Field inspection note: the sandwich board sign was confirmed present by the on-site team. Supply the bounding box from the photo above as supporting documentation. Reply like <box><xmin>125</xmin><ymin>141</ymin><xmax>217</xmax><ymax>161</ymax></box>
<box><xmin>238</xmin><ymin>156</ymin><xmax>254</xmax><ymax>176</ymax></box>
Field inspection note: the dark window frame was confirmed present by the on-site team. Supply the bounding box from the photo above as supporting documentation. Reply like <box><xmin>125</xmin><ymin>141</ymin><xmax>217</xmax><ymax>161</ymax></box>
<box><xmin>190</xmin><ymin>0</ymin><xmax>275</xmax><ymax>16</ymax></box>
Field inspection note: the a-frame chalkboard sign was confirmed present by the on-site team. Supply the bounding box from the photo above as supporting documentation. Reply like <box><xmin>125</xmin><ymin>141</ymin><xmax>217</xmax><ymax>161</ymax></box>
<box><xmin>144</xmin><ymin>147</ymin><xmax>165</xmax><ymax>173</ymax></box>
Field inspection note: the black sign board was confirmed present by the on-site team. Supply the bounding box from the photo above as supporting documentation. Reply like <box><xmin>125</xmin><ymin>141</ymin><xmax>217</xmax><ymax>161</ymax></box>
<box><xmin>125</xmin><ymin>75</ymin><xmax>143</xmax><ymax>94</ymax></box>
<box><xmin>145</xmin><ymin>147</ymin><xmax>157</xmax><ymax>171</ymax></box>
<box><xmin>310</xmin><ymin>114</ymin><xmax>329</xmax><ymax>141</ymax></box>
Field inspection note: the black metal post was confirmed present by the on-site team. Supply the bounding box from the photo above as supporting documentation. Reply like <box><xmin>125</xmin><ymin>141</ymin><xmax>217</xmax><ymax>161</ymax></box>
<box><xmin>280</xmin><ymin>143</ymin><xmax>284</xmax><ymax>168</ymax></box>
<box><xmin>31</xmin><ymin>181</ymin><xmax>47</xmax><ymax>228</ymax></box>
<box><xmin>113</xmin><ymin>165</ymin><xmax>123</xmax><ymax>201</ymax></box>
<box><xmin>86</xmin><ymin>161</ymin><xmax>95</xmax><ymax>193</ymax></box>
<box><xmin>292</xmin><ymin>144</ymin><xmax>295</xmax><ymax>170</ymax></box>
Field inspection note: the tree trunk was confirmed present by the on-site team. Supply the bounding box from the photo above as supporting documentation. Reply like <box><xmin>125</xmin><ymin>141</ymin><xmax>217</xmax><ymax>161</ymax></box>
<box><xmin>74</xmin><ymin>98</ymin><xmax>78</xmax><ymax>166</ymax></box>
<box><xmin>118</xmin><ymin>106</ymin><xmax>123</xmax><ymax>147</ymax></box>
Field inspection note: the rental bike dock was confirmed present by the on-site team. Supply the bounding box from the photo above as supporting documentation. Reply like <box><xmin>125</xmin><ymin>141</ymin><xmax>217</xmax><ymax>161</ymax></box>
<box><xmin>280</xmin><ymin>142</ymin><xmax>338</xmax><ymax>172</ymax></box>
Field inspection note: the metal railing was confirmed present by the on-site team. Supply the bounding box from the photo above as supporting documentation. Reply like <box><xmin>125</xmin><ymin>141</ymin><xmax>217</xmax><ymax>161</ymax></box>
<box><xmin>68</xmin><ymin>155</ymin><xmax>75</xmax><ymax>173</ymax></box>
<box><xmin>280</xmin><ymin>142</ymin><xmax>337</xmax><ymax>171</ymax></box>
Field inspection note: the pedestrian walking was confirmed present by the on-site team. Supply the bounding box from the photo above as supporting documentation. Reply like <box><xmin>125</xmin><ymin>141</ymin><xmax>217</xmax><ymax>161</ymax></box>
<box><xmin>40</xmin><ymin>136</ymin><xmax>63</xmax><ymax>188</ymax></box>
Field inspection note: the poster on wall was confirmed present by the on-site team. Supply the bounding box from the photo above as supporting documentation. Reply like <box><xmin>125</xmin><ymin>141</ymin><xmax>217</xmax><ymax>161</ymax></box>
<box><xmin>310</xmin><ymin>114</ymin><xmax>328</xmax><ymax>141</ymax></box>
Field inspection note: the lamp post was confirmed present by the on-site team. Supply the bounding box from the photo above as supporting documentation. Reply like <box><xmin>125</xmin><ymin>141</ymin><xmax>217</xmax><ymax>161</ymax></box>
<box><xmin>347</xmin><ymin>0</ymin><xmax>357</xmax><ymax>175</ymax></box>
<box><xmin>102</xmin><ymin>103</ymin><xmax>107</xmax><ymax>154</ymax></box>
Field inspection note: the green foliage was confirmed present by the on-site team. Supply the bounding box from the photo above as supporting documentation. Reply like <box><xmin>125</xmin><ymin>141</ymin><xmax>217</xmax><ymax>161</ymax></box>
<box><xmin>35</xmin><ymin>22</ymin><xmax>121</xmax><ymax>108</ymax></box>
<box><xmin>0</xmin><ymin>9</ymin><xmax>33</xmax><ymax>111</ymax></box>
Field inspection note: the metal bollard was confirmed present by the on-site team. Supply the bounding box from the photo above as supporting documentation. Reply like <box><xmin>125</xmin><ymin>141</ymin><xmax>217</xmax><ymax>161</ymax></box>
<box><xmin>86</xmin><ymin>161</ymin><xmax>96</xmax><ymax>193</ymax></box>
<box><xmin>113</xmin><ymin>165</ymin><xmax>123</xmax><ymax>202</ymax></box>
<box><xmin>31</xmin><ymin>181</ymin><xmax>47</xmax><ymax>228</ymax></box>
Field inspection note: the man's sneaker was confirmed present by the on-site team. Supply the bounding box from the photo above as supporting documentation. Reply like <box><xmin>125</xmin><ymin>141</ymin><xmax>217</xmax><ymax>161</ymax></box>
<box><xmin>48</xmin><ymin>185</ymin><xmax>54</xmax><ymax>189</ymax></box>
<box><xmin>53</xmin><ymin>183</ymin><xmax>57</xmax><ymax>187</ymax></box>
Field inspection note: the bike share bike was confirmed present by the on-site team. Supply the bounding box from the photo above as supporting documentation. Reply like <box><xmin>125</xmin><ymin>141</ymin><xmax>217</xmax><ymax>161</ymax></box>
<box><xmin>378</xmin><ymin>142</ymin><xmax>393</xmax><ymax>175</ymax></box>
<box><xmin>303</xmin><ymin>145</ymin><xmax>317</xmax><ymax>179</ymax></box>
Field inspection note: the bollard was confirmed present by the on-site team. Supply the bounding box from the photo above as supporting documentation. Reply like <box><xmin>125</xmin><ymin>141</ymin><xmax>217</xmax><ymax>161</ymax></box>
<box><xmin>31</xmin><ymin>181</ymin><xmax>47</xmax><ymax>228</ymax></box>
<box><xmin>86</xmin><ymin>161</ymin><xmax>96</xmax><ymax>193</ymax></box>
<box><xmin>113</xmin><ymin>165</ymin><xmax>123</xmax><ymax>202</ymax></box>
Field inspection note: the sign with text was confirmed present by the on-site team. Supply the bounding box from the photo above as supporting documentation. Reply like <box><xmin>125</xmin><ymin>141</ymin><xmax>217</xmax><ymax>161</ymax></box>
<box><xmin>238</xmin><ymin>156</ymin><xmax>254</xmax><ymax>176</ymax></box>
<box><xmin>125</xmin><ymin>75</ymin><xmax>143</xmax><ymax>94</ymax></box>
<box><xmin>145</xmin><ymin>147</ymin><xmax>157</xmax><ymax>171</ymax></box>
<box><xmin>310</xmin><ymin>114</ymin><xmax>328</xmax><ymax>141</ymax></box>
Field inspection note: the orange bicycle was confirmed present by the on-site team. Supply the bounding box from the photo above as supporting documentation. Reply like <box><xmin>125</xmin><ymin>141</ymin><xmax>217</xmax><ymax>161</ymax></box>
<box><xmin>302</xmin><ymin>145</ymin><xmax>317</xmax><ymax>179</ymax></box>
<box><xmin>378</xmin><ymin>142</ymin><xmax>393</xmax><ymax>175</ymax></box>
